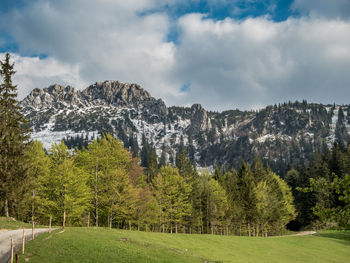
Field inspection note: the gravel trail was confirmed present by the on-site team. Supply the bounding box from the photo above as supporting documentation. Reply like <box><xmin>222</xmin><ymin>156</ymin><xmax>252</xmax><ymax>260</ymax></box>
<box><xmin>0</xmin><ymin>228</ymin><xmax>52</xmax><ymax>263</ymax></box>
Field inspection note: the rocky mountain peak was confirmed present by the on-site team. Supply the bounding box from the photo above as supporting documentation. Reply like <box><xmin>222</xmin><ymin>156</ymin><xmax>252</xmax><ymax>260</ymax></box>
<box><xmin>20</xmin><ymin>80</ymin><xmax>157</xmax><ymax>110</ymax></box>
<box><xmin>81</xmin><ymin>80</ymin><xmax>152</xmax><ymax>107</ymax></box>
<box><xmin>20</xmin><ymin>84</ymin><xmax>79</xmax><ymax>109</ymax></box>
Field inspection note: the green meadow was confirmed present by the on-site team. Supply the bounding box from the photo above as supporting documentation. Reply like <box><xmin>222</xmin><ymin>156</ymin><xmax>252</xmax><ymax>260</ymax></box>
<box><xmin>15</xmin><ymin>227</ymin><xmax>350</xmax><ymax>263</ymax></box>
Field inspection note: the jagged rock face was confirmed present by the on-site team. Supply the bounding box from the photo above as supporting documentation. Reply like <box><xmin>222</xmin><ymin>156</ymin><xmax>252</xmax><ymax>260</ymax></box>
<box><xmin>20</xmin><ymin>81</ymin><xmax>160</xmax><ymax>110</ymax></box>
<box><xmin>21</xmin><ymin>84</ymin><xmax>80</xmax><ymax>109</ymax></box>
<box><xmin>20</xmin><ymin>81</ymin><xmax>350</xmax><ymax>175</ymax></box>
<box><xmin>81</xmin><ymin>81</ymin><xmax>153</xmax><ymax>108</ymax></box>
<box><xmin>188</xmin><ymin>104</ymin><xmax>211</xmax><ymax>135</ymax></box>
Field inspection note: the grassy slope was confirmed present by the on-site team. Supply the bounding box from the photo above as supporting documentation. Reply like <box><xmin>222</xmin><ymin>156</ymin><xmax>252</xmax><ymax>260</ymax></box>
<box><xmin>17</xmin><ymin>228</ymin><xmax>350</xmax><ymax>263</ymax></box>
<box><xmin>0</xmin><ymin>217</ymin><xmax>34</xmax><ymax>230</ymax></box>
<box><xmin>0</xmin><ymin>217</ymin><xmax>47</xmax><ymax>230</ymax></box>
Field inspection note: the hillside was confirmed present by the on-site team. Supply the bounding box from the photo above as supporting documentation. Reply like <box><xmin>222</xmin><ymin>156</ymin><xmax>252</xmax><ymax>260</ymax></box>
<box><xmin>18</xmin><ymin>228</ymin><xmax>350</xmax><ymax>263</ymax></box>
<box><xmin>20</xmin><ymin>80</ymin><xmax>350</xmax><ymax>174</ymax></box>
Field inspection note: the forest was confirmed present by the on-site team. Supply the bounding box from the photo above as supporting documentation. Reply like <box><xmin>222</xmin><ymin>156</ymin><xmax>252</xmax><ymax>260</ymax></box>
<box><xmin>1</xmin><ymin>53</ymin><xmax>349</xmax><ymax>238</ymax></box>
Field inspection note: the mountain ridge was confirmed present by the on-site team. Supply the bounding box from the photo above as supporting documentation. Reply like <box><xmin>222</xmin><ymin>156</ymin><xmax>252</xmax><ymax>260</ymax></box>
<box><xmin>20</xmin><ymin>80</ymin><xmax>350</xmax><ymax>175</ymax></box>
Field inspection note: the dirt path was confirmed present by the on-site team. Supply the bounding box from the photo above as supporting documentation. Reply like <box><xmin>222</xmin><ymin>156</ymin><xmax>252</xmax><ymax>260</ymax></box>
<box><xmin>269</xmin><ymin>231</ymin><xmax>317</xmax><ymax>238</ymax></box>
<box><xmin>0</xmin><ymin>228</ymin><xmax>53</xmax><ymax>263</ymax></box>
<box><xmin>292</xmin><ymin>231</ymin><xmax>317</xmax><ymax>236</ymax></box>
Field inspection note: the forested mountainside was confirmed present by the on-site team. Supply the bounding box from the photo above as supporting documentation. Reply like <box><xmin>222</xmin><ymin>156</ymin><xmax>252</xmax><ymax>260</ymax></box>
<box><xmin>20</xmin><ymin>80</ymin><xmax>350</xmax><ymax>175</ymax></box>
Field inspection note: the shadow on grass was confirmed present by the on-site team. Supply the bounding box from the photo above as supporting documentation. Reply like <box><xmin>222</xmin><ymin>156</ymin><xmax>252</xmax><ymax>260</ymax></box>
<box><xmin>315</xmin><ymin>231</ymin><xmax>350</xmax><ymax>246</ymax></box>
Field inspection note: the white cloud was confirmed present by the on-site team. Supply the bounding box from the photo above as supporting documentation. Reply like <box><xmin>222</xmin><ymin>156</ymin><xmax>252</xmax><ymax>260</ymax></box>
<box><xmin>1</xmin><ymin>0</ymin><xmax>350</xmax><ymax>110</ymax></box>
<box><xmin>1</xmin><ymin>0</ymin><xmax>179</xmax><ymax>100</ymax></box>
<box><xmin>292</xmin><ymin>0</ymin><xmax>350</xmax><ymax>19</ymax></box>
<box><xmin>170</xmin><ymin>15</ymin><xmax>350</xmax><ymax>110</ymax></box>
<box><xmin>0</xmin><ymin>53</ymin><xmax>86</xmax><ymax>100</ymax></box>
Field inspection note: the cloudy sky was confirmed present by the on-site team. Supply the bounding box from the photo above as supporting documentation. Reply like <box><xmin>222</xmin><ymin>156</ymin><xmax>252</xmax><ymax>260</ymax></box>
<box><xmin>0</xmin><ymin>0</ymin><xmax>350</xmax><ymax>111</ymax></box>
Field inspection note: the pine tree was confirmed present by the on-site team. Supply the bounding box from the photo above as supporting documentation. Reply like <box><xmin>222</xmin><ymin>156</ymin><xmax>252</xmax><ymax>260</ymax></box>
<box><xmin>0</xmin><ymin>53</ymin><xmax>30</xmax><ymax>217</ymax></box>
<box><xmin>147</xmin><ymin>152</ymin><xmax>158</xmax><ymax>183</ymax></box>
<box><xmin>238</xmin><ymin>162</ymin><xmax>257</xmax><ymax>236</ymax></box>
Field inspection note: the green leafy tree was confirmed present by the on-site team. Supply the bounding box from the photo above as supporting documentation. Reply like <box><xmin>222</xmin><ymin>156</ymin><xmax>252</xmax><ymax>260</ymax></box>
<box><xmin>23</xmin><ymin>141</ymin><xmax>50</xmax><ymax>223</ymax></box>
<box><xmin>100</xmin><ymin>168</ymin><xmax>138</xmax><ymax>227</ymax></box>
<box><xmin>303</xmin><ymin>173</ymin><xmax>350</xmax><ymax>229</ymax></box>
<box><xmin>40</xmin><ymin>142</ymin><xmax>91</xmax><ymax>228</ymax></box>
<box><xmin>76</xmin><ymin>134</ymin><xmax>134</xmax><ymax>227</ymax></box>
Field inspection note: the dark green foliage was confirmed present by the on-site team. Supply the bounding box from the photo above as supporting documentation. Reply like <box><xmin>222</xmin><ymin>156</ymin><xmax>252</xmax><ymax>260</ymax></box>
<box><xmin>289</xmin><ymin>143</ymin><xmax>350</xmax><ymax>230</ymax></box>
<box><xmin>0</xmin><ymin>53</ymin><xmax>31</xmax><ymax>217</ymax></box>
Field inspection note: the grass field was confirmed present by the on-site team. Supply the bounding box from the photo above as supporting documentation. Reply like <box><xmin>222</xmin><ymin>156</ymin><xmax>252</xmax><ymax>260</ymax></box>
<box><xmin>0</xmin><ymin>217</ymin><xmax>41</xmax><ymax>230</ymax></box>
<box><xmin>15</xmin><ymin>227</ymin><xmax>350</xmax><ymax>263</ymax></box>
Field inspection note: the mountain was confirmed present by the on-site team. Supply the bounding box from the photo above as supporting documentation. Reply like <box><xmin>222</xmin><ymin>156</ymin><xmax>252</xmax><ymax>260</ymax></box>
<box><xmin>20</xmin><ymin>80</ymin><xmax>350</xmax><ymax>175</ymax></box>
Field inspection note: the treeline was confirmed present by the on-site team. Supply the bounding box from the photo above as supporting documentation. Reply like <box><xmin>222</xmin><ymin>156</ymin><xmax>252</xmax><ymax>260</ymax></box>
<box><xmin>286</xmin><ymin>142</ymin><xmax>350</xmax><ymax>230</ymax></box>
<box><xmin>4</xmin><ymin>135</ymin><xmax>295</xmax><ymax>236</ymax></box>
<box><xmin>0</xmin><ymin>52</ymin><xmax>295</xmax><ymax>236</ymax></box>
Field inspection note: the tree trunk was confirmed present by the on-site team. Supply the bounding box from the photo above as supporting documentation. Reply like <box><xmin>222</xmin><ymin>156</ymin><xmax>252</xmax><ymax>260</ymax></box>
<box><xmin>32</xmin><ymin>190</ymin><xmax>35</xmax><ymax>240</ymax></box>
<box><xmin>95</xmin><ymin>165</ymin><xmax>99</xmax><ymax>227</ymax></box>
<box><xmin>32</xmin><ymin>219</ymin><xmax>34</xmax><ymax>240</ymax></box>
<box><xmin>145</xmin><ymin>224</ymin><xmax>148</xmax><ymax>232</ymax></box>
<box><xmin>162</xmin><ymin>223</ymin><xmax>165</xmax><ymax>233</ymax></box>
<box><xmin>4</xmin><ymin>199</ymin><xmax>9</xmax><ymax>217</ymax></box>
<box><xmin>63</xmin><ymin>210</ymin><xmax>66</xmax><ymax>230</ymax></box>
<box><xmin>248</xmin><ymin>223</ymin><xmax>251</xmax><ymax>237</ymax></box>
<box><xmin>175</xmin><ymin>224</ymin><xmax>178</xmax><ymax>234</ymax></box>
<box><xmin>256</xmin><ymin>224</ymin><xmax>259</xmax><ymax>237</ymax></box>
<box><xmin>87</xmin><ymin>213</ymin><xmax>90</xmax><ymax>227</ymax></box>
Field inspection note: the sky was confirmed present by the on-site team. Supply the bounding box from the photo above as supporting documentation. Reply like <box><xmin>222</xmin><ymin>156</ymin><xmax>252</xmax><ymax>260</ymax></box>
<box><xmin>0</xmin><ymin>0</ymin><xmax>350</xmax><ymax>111</ymax></box>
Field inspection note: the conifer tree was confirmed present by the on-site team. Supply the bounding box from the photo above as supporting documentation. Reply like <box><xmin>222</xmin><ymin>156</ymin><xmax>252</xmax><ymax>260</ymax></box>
<box><xmin>0</xmin><ymin>53</ymin><xmax>30</xmax><ymax>217</ymax></box>
<box><xmin>147</xmin><ymin>152</ymin><xmax>158</xmax><ymax>183</ymax></box>
<box><xmin>238</xmin><ymin>162</ymin><xmax>257</xmax><ymax>236</ymax></box>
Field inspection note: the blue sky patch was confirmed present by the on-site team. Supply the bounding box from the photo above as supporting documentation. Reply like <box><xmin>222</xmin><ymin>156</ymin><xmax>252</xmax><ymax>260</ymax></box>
<box><xmin>180</xmin><ymin>82</ymin><xmax>191</xmax><ymax>93</ymax></box>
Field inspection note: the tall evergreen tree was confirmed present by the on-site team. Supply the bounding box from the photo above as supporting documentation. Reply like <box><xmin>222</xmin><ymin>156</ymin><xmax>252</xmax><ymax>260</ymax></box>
<box><xmin>147</xmin><ymin>152</ymin><xmax>158</xmax><ymax>184</ymax></box>
<box><xmin>0</xmin><ymin>53</ymin><xmax>30</xmax><ymax>217</ymax></box>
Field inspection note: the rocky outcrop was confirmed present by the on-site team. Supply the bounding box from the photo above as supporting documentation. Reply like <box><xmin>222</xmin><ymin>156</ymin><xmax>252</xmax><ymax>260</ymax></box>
<box><xmin>20</xmin><ymin>84</ymin><xmax>80</xmax><ymax>109</ymax></box>
<box><xmin>81</xmin><ymin>81</ymin><xmax>153</xmax><ymax>108</ymax></box>
<box><xmin>20</xmin><ymin>80</ymin><xmax>157</xmax><ymax>110</ymax></box>
<box><xmin>187</xmin><ymin>104</ymin><xmax>211</xmax><ymax>135</ymax></box>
